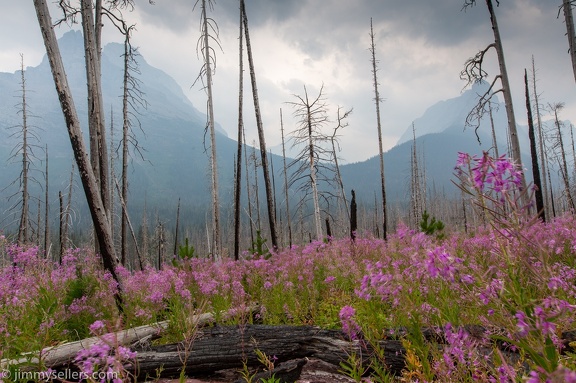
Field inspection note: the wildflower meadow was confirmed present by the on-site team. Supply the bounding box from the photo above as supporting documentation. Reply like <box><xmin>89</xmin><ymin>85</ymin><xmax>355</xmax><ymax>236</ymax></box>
<box><xmin>1</xmin><ymin>153</ymin><xmax>576</xmax><ymax>382</ymax></box>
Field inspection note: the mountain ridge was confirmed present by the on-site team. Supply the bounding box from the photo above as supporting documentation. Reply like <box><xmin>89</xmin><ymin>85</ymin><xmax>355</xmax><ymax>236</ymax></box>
<box><xmin>0</xmin><ymin>30</ymin><xmax>556</xmax><ymax>236</ymax></box>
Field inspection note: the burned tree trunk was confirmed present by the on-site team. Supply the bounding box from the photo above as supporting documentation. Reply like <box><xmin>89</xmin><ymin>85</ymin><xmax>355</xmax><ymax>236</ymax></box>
<box><xmin>33</xmin><ymin>0</ymin><xmax>122</xmax><ymax>306</ymax></box>
<box><xmin>369</xmin><ymin>19</ymin><xmax>387</xmax><ymax>240</ymax></box>
<box><xmin>241</xmin><ymin>0</ymin><xmax>278</xmax><ymax>250</ymax></box>
<box><xmin>524</xmin><ymin>69</ymin><xmax>545</xmax><ymax>221</ymax></box>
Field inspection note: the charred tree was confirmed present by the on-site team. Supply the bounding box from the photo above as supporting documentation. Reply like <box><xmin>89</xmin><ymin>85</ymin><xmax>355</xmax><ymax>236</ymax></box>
<box><xmin>561</xmin><ymin>0</ymin><xmax>576</xmax><ymax>83</ymax></box>
<box><xmin>241</xmin><ymin>0</ymin><xmax>278</xmax><ymax>250</ymax></box>
<box><xmin>287</xmin><ymin>85</ymin><xmax>334</xmax><ymax>241</ymax></box>
<box><xmin>331</xmin><ymin>107</ymin><xmax>352</xmax><ymax>223</ymax></box>
<box><xmin>369</xmin><ymin>18</ymin><xmax>388</xmax><ymax>240</ymax></box>
<box><xmin>193</xmin><ymin>0</ymin><xmax>222</xmax><ymax>259</ymax></box>
<box><xmin>233</xmin><ymin>1</ymin><xmax>244</xmax><ymax>261</ymax></box>
<box><xmin>350</xmin><ymin>189</ymin><xmax>357</xmax><ymax>241</ymax></box>
<box><xmin>280</xmin><ymin>109</ymin><xmax>293</xmax><ymax>248</ymax></box>
<box><xmin>33</xmin><ymin>0</ymin><xmax>122</xmax><ymax>306</ymax></box>
<box><xmin>524</xmin><ymin>69</ymin><xmax>545</xmax><ymax>221</ymax></box>
<box><xmin>550</xmin><ymin>102</ymin><xmax>575</xmax><ymax>211</ymax></box>
<box><xmin>461</xmin><ymin>0</ymin><xmax>525</xmax><ymax>191</ymax></box>
<box><xmin>531</xmin><ymin>57</ymin><xmax>551</xmax><ymax>219</ymax></box>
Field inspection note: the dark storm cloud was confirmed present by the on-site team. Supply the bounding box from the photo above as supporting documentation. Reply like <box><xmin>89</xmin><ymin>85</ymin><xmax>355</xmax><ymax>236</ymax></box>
<box><xmin>136</xmin><ymin>0</ymin><xmax>302</xmax><ymax>32</ymax></box>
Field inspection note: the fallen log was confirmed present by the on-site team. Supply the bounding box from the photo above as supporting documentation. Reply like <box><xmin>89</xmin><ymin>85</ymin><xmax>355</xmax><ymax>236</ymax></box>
<box><xmin>131</xmin><ymin>325</ymin><xmax>576</xmax><ymax>380</ymax></box>
<box><xmin>132</xmin><ymin>325</ymin><xmax>406</xmax><ymax>379</ymax></box>
<box><xmin>0</xmin><ymin>306</ymin><xmax>258</xmax><ymax>370</ymax></box>
<box><xmin>6</xmin><ymin>321</ymin><xmax>576</xmax><ymax>382</ymax></box>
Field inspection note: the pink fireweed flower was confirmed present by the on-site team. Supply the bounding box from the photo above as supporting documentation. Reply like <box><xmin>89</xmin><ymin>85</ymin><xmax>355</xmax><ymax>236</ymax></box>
<box><xmin>89</xmin><ymin>320</ymin><xmax>106</xmax><ymax>335</ymax></box>
<box><xmin>514</xmin><ymin>311</ymin><xmax>530</xmax><ymax>337</ymax></box>
<box><xmin>339</xmin><ymin>305</ymin><xmax>361</xmax><ymax>340</ymax></box>
<box><xmin>324</xmin><ymin>276</ymin><xmax>336</xmax><ymax>283</ymax></box>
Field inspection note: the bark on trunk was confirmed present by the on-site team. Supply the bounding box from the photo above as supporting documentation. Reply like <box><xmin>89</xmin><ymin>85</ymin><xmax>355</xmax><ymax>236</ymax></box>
<box><xmin>17</xmin><ymin>58</ymin><xmax>29</xmax><ymax>245</ymax></box>
<box><xmin>241</xmin><ymin>0</ymin><xmax>278</xmax><ymax>250</ymax></box>
<box><xmin>13</xmin><ymin>324</ymin><xmax>575</xmax><ymax>381</ymax></box>
<box><xmin>201</xmin><ymin>0</ymin><xmax>222</xmax><ymax>259</ymax></box>
<box><xmin>563</xmin><ymin>0</ymin><xmax>576</xmax><ymax>83</ymax></box>
<box><xmin>485</xmin><ymin>0</ymin><xmax>525</xmax><ymax>190</ymax></box>
<box><xmin>32</xmin><ymin>0</ymin><xmax>121</xmax><ymax>306</ymax></box>
<box><xmin>280</xmin><ymin>109</ymin><xmax>293</xmax><ymax>248</ymax></box>
<box><xmin>524</xmin><ymin>69</ymin><xmax>545</xmax><ymax>221</ymax></box>
<box><xmin>369</xmin><ymin>19</ymin><xmax>387</xmax><ymax>240</ymax></box>
<box><xmin>233</xmin><ymin>5</ymin><xmax>244</xmax><ymax>261</ymax></box>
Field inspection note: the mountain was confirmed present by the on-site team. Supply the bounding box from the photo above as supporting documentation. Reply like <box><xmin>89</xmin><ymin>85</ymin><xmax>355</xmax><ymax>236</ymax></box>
<box><xmin>396</xmin><ymin>81</ymin><xmax>507</xmax><ymax>146</ymax></box>
<box><xmin>340</xmin><ymin>82</ymin><xmax>537</xmax><ymax>205</ymax></box>
<box><xmin>0</xmin><ymin>30</ymin><xmax>558</xmax><ymax>237</ymax></box>
<box><xmin>0</xmin><ymin>30</ymin><xmax>239</xmax><ymax>232</ymax></box>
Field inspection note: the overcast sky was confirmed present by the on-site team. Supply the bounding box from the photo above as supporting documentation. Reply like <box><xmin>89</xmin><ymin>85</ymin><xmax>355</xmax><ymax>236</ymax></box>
<box><xmin>1</xmin><ymin>0</ymin><xmax>575</xmax><ymax>163</ymax></box>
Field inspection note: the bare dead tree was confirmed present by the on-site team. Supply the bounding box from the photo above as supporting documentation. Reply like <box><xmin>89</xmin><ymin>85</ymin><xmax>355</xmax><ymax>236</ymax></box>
<box><xmin>331</xmin><ymin>107</ymin><xmax>352</xmax><ymax>223</ymax></box>
<box><xmin>524</xmin><ymin>69</ymin><xmax>545</xmax><ymax>221</ymax></box>
<box><xmin>350</xmin><ymin>189</ymin><xmax>357</xmax><ymax>241</ymax></box>
<box><xmin>287</xmin><ymin>85</ymin><xmax>336</xmax><ymax>241</ymax></box>
<box><xmin>369</xmin><ymin>18</ymin><xmax>387</xmax><ymax>240</ymax></box>
<box><xmin>531</xmin><ymin>57</ymin><xmax>551</xmax><ymax>219</ymax></box>
<box><xmin>280</xmin><ymin>109</ymin><xmax>293</xmax><ymax>248</ymax></box>
<box><xmin>59</xmin><ymin>191</ymin><xmax>64</xmax><ymax>263</ymax></box>
<box><xmin>461</xmin><ymin>0</ymin><xmax>525</xmax><ymax>191</ymax></box>
<box><xmin>550</xmin><ymin>102</ymin><xmax>575</xmax><ymax>211</ymax></box>
<box><xmin>193</xmin><ymin>0</ymin><xmax>222</xmax><ymax>259</ymax></box>
<box><xmin>105</xmin><ymin>10</ymin><xmax>147</xmax><ymax>265</ymax></box>
<box><xmin>173</xmin><ymin>197</ymin><xmax>180</xmax><ymax>257</ymax></box>
<box><xmin>6</xmin><ymin>56</ymin><xmax>43</xmax><ymax>245</ymax></box>
<box><xmin>488</xmin><ymin>102</ymin><xmax>500</xmax><ymax>157</ymax></box>
<box><xmin>140</xmin><ymin>199</ymin><xmax>149</xmax><ymax>263</ymax></box>
<box><xmin>560</xmin><ymin>0</ymin><xmax>576</xmax><ymax>83</ymax></box>
<box><xmin>157</xmin><ymin>219</ymin><xmax>164</xmax><ymax>270</ymax></box>
<box><xmin>233</xmin><ymin>2</ymin><xmax>244</xmax><ymax>261</ymax></box>
<box><xmin>79</xmin><ymin>0</ymin><xmax>111</xmax><ymax>233</ymax></box>
<box><xmin>44</xmin><ymin>145</ymin><xmax>50</xmax><ymax>258</ymax></box>
<box><xmin>241</xmin><ymin>0</ymin><xmax>278</xmax><ymax>250</ymax></box>
<box><xmin>17</xmin><ymin>56</ymin><xmax>31</xmax><ymax>245</ymax></box>
<box><xmin>243</xmin><ymin>129</ymin><xmax>255</xmax><ymax>248</ymax></box>
<box><xmin>410</xmin><ymin>123</ymin><xmax>425</xmax><ymax>228</ymax></box>
<box><xmin>33</xmin><ymin>0</ymin><xmax>122</xmax><ymax>307</ymax></box>
<box><xmin>113</xmin><ymin>176</ymin><xmax>143</xmax><ymax>270</ymax></box>
<box><xmin>250</xmin><ymin>143</ymin><xmax>262</xmax><ymax>232</ymax></box>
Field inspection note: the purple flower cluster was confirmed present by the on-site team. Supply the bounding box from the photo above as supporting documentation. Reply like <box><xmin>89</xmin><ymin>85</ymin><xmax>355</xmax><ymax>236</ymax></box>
<box><xmin>456</xmin><ymin>151</ymin><xmax>522</xmax><ymax>195</ymax></box>
<box><xmin>339</xmin><ymin>305</ymin><xmax>361</xmax><ymax>340</ymax></box>
<box><xmin>74</xmin><ymin>333</ymin><xmax>137</xmax><ymax>383</ymax></box>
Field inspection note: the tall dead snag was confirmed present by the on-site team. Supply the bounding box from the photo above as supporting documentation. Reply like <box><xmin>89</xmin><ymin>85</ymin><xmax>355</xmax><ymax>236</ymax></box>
<box><xmin>531</xmin><ymin>57</ymin><xmax>551</xmax><ymax>219</ymax></box>
<box><xmin>331</xmin><ymin>107</ymin><xmax>352</xmax><ymax>223</ymax></box>
<box><xmin>280</xmin><ymin>109</ymin><xmax>293</xmax><ymax>248</ymax></box>
<box><xmin>105</xmin><ymin>10</ymin><xmax>147</xmax><ymax>265</ymax></box>
<box><xmin>243</xmin><ymin>129</ymin><xmax>255</xmax><ymax>247</ymax></box>
<box><xmin>173</xmin><ymin>197</ymin><xmax>180</xmax><ymax>257</ymax></box>
<box><xmin>79</xmin><ymin>0</ymin><xmax>111</xmax><ymax>232</ymax></box>
<box><xmin>369</xmin><ymin>18</ymin><xmax>388</xmax><ymax>240</ymax></box>
<box><xmin>550</xmin><ymin>102</ymin><xmax>575</xmax><ymax>211</ymax></box>
<box><xmin>194</xmin><ymin>0</ymin><xmax>221</xmax><ymax>259</ymax></box>
<box><xmin>288</xmin><ymin>85</ymin><xmax>333</xmax><ymax>241</ymax></box>
<box><xmin>233</xmin><ymin>2</ymin><xmax>244</xmax><ymax>261</ymax></box>
<box><xmin>241</xmin><ymin>0</ymin><xmax>278</xmax><ymax>250</ymax></box>
<box><xmin>4</xmin><ymin>54</ymin><xmax>42</xmax><ymax>246</ymax></box>
<box><xmin>561</xmin><ymin>0</ymin><xmax>576</xmax><ymax>83</ymax></box>
<box><xmin>350</xmin><ymin>189</ymin><xmax>357</xmax><ymax>241</ymax></box>
<box><xmin>44</xmin><ymin>145</ymin><xmax>50</xmax><ymax>258</ymax></box>
<box><xmin>17</xmin><ymin>56</ymin><xmax>30</xmax><ymax>245</ymax></box>
<box><xmin>524</xmin><ymin>69</ymin><xmax>545</xmax><ymax>221</ymax></box>
<box><xmin>32</xmin><ymin>0</ymin><xmax>122</xmax><ymax>306</ymax></box>
<box><xmin>461</xmin><ymin>0</ymin><xmax>525</xmax><ymax>191</ymax></box>
<box><xmin>410</xmin><ymin>123</ymin><xmax>426</xmax><ymax>228</ymax></box>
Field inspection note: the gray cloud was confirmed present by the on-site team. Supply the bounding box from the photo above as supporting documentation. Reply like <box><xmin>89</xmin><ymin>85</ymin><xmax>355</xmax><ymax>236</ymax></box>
<box><xmin>1</xmin><ymin>0</ymin><xmax>574</xmax><ymax>163</ymax></box>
